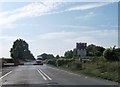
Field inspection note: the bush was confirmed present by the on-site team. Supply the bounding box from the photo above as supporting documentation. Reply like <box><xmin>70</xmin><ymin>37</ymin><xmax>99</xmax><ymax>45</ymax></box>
<box><xmin>99</xmin><ymin>62</ymin><xmax>119</xmax><ymax>73</ymax></box>
<box><xmin>103</xmin><ymin>48</ymin><xmax>119</xmax><ymax>61</ymax></box>
<box><xmin>56</xmin><ymin>59</ymin><xmax>74</xmax><ymax>67</ymax></box>
<box><xmin>46</xmin><ymin>59</ymin><xmax>57</xmax><ymax>66</ymax></box>
<box><xmin>56</xmin><ymin>59</ymin><xmax>83</xmax><ymax>70</ymax></box>
<box><xmin>97</xmin><ymin>56</ymin><xmax>106</xmax><ymax>62</ymax></box>
<box><xmin>56</xmin><ymin>59</ymin><xmax>63</xmax><ymax>66</ymax></box>
<box><xmin>69</xmin><ymin>60</ymin><xmax>82</xmax><ymax>70</ymax></box>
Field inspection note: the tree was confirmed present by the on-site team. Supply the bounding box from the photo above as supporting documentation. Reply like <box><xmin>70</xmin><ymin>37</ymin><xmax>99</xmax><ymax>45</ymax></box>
<box><xmin>10</xmin><ymin>39</ymin><xmax>35</xmax><ymax>63</ymax></box>
<box><xmin>103</xmin><ymin>46</ymin><xmax>119</xmax><ymax>61</ymax></box>
<box><xmin>87</xmin><ymin>44</ymin><xmax>105</xmax><ymax>56</ymax></box>
<box><xmin>64</xmin><ymin>50</ymin><xmax>73</xmax><ymax>59</ymax></box>
<box><xmin>56</xmin><ymin>55</ymin><xmax>60</xmax><ymax>59</ymax></box>
<box><xmin>95</xmin><ymin>46</ymin><xmax>105</xmax><ymax>56</ymax></box>
<box><xmin>73</xmin><ymin>48</ymin><xmax>78</xmax><ymax>59</ymax></box>
<box><xmin>114</xmin><ymin>48</ymin><xmax>120</xmax><ymax>60</ymax></box>
<box><xmin>87</xmin><ymin>44</ymin><xmax>96</xmax><ymax>56</ymax></box>
<box><xmin>40</xmin><ymin>53</ymin><xmax>54</xmax><ymax>60</ymax></box>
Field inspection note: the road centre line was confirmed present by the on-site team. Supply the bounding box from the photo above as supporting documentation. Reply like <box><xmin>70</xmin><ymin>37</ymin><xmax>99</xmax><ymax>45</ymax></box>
<box><xmin>37</xmin><ymin>69</ymin><xmax>47</xmax><ymax>80</ymax></box>
<box><xmin>0</xmin><ymin>71</ymin><xmax>12</xmax><ymax>79</ymax></box>
<box><xmin>39</xmin><ymin>69</ymin><xmax>52</xmax><ymax>80</ymax></box>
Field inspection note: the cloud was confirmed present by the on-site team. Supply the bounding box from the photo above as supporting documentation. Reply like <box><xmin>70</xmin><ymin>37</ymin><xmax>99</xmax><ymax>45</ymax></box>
<box><xmin>0</xmin><ymin>1</ymin><xmax>63</xmax><ymax>26</ymax></box>
<box><xmin>0</xmin><ymin>2</ymin><xmax>113</xmax><ymax>27</ymax></box>
<box><xmin>64</xmin><ymin>29</ymin><xmax>118</xmax><ymax>47</ymax></box>
<box><xmin>35</xmin><ymin>29</ymin><xmax>118</xmax><ymax>56</ymax></box>
<box><xmin>67</xmin><ymin>2</ymin><xmax>112</xmax><ymax>11</ymax></box>
<box><xmin>0</xmin><ymin>35</ymin><xmax>35</xmax><ymax>43</ymax></box>
<box><xmin>75</xmin><ymin>12</ymin><xmax>97</xmax><ymax>20</ymax></box>
<box><xmin>0</xmin><ymin>36</ymin><xmax>22</xmax><ymax>41</ymax></box>
<box><xmin>37</xmin><ymin>29</ymin><xmax>117</xmax><ymax>45</ymax></box>
<box><xmin>84</xmin><ymin>30</ymin><xmax>117</xmax><ymax>39</ymax></box>
<box><xmin>37</xmin><ymin>31</ymin><xmax>76</xmax><ymax>40</ymax></box>
<box><xmin>0</xmin><ymin>29</ymin><xmax>117</xmax><ymax>57</ymax></box>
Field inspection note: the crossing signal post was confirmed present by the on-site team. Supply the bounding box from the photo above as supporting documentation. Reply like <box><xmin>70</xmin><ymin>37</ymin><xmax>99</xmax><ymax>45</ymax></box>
<box><xmin>76</xmin><ymin>42</ymin><xmax>87</xmax><ymax>69</ymax></box>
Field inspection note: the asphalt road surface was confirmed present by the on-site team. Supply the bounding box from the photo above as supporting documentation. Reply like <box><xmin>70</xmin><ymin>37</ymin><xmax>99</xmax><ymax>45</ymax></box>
<box><xmin>2</xmin><ymin>66</ymin><xmax>16</xmax><ymax>76</ymax></box>
<box><xmin>0</xmin><ymin>62</ymin><xmax>118</xmax><ymax>87</ymax></box>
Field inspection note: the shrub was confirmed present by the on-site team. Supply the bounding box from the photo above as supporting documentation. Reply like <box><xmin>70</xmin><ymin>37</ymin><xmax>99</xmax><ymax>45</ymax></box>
<box><xmin>98</xmin><ymin>61</ymin><xmax>119</xmax><ymax>73</ymax></box>
<box><xmin>46</xmin><ymin>59</ymin><xmax>57</xmax><ymax>66</ymax></box>
<box><xmin>103</xmin><ymin>48</ymin><xmax>119</xmax><ymax>61</ymax></box>
<box><xmin>56</xmin><ymin>59</ymin><xmax>74</xmax><ymax>67</ymax></box>
<box><xmin>69</xmin><ymin>60</ymin><xmax>82</xmax><ymax>70</ymax></box>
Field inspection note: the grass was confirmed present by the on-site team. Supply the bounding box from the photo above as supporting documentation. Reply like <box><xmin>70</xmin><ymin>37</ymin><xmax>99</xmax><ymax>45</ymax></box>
<box><xmin>46</xmin><ymin>58</ymin><xmax>120</xmax><ymax>83</ymax></box>
<box><xmin>82</xmin><ymin>62</ymin><xmax>119</xmax><ymax>82</ymax></box>
<box><xmin>64</xmin><ymin>62</ymin><xmax>119</xmax><ymax>83</ymax></box>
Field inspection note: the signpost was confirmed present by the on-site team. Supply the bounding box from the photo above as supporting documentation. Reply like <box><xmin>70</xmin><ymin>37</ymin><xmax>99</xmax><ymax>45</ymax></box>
<box><xmin>76</xmin><ymin>42</ymin><xmax>87</xmax><ymax>69</ymax></box>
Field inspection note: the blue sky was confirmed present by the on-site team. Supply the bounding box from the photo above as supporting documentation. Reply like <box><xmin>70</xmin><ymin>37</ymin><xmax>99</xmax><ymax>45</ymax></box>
<box><xmin>0</xmin><ymin>1</ymin><xmax>118</xmax><ymax>58</ymax></box>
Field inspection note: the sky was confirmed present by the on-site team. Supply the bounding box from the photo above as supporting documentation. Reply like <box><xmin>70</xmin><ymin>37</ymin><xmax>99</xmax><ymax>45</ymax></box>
<box><xmin>0</xmin><ymin>0</ymin><xmax>118</xmax><ymax>58</ymax></box>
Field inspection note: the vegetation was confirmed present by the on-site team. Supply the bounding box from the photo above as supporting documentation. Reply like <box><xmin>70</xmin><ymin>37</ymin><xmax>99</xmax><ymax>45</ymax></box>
<box><xmin>103</xmin><ymin>46</ymin><xmax>120</xmax><ymax>61</ymax></box>
<box><xmin>2</xmin><ymin>39</ymin><xmax>119</xmax><ymax>82</ymax></box>
<box><xmin>10</xmin><ymin>39</ymin><xmax>35</xmax><ymax>64</ymax></box>
<box><xmin>87</xmin><ymin>44</ymin><xmax>105</xmax><ymax>56</ymax></box>
<box><xmin>40</xmin><ymin>53</ymin><xmax>55</xmax><ymax>60</ymax></box>
<box><xmin>44</xmin><ymin>44</ymin><xmax>120</xmax><ymax>82</ymax></box>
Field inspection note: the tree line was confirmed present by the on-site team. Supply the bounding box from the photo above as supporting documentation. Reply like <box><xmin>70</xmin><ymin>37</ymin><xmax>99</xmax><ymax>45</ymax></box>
<box><xmin>63</xmin><ymin>44</ymin><xmax>120</xmax><ymax>61</ymax></box>
<box><xmin>10</xmin><ymin>39</ymin><xmax>119</xmax><ymax>63</ymax></box>
<box><xmin>40</xmin><ymin>44</ymin><xmax>120</xmax><ymax>61</ymax></box>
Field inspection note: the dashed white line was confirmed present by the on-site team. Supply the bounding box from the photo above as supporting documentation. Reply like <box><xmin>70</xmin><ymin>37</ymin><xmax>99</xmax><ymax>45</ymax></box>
<box><xmin>0</xmin><ymin>71</ymin><xmax>12</xmax><ymax>79</ymax></box>
<box><xmin>37</xmin><ymin>69</ymin><xmax>47</xmax><ymax>80</ymax></box>
<box><xmin>39</xmin><ymin>69</ymin><xmax>52</xmax><ymax>80</ymax></box>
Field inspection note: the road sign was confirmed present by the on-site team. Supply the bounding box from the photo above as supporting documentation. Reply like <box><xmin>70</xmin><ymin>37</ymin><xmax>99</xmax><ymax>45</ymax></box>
<box><xmin>77</xmin><ymin>49</ymin><xmax>87</xmax><ymax>59</ymax></box>
<box><xmin>76</xmin><ymin>42</ymin><xmax>87</xmax><ymax>59</ymax></box>
<box><xmin>76</xmin><ymin>42</ymin><xmax>87</xmax><ymax>50</ymax></box>
<box><xmin>76</xmin><ymin>42</ymin><xmax>87</xmax><ymax>70</ymax></box>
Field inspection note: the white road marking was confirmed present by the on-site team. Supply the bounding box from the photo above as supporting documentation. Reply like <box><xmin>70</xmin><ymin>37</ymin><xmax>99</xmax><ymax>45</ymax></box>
<box><xmin>39</xmin><ymin>69</ymin><xmax>52</xmax><ymax>80</ymax></box>
<box><xmin>37</xmin><ymin>69</ymin><xmax>47</xmax><ymax>80</ymax></box>
<box><xmin>0</xmin><ymin>71</ymin><xmax>12</xmax><ymax>79</ymax></box>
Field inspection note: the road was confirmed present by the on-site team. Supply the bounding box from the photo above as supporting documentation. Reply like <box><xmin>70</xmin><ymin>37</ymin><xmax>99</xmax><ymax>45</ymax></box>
<box><xmin>2</xmin><ymin>66</ymin><xmax>16</xmax><ymax>76</ymax></box>
<box><xmin>1</xmin><ymin>62</ymin><xmax>118</xmax><ymax>87</ymax></box>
